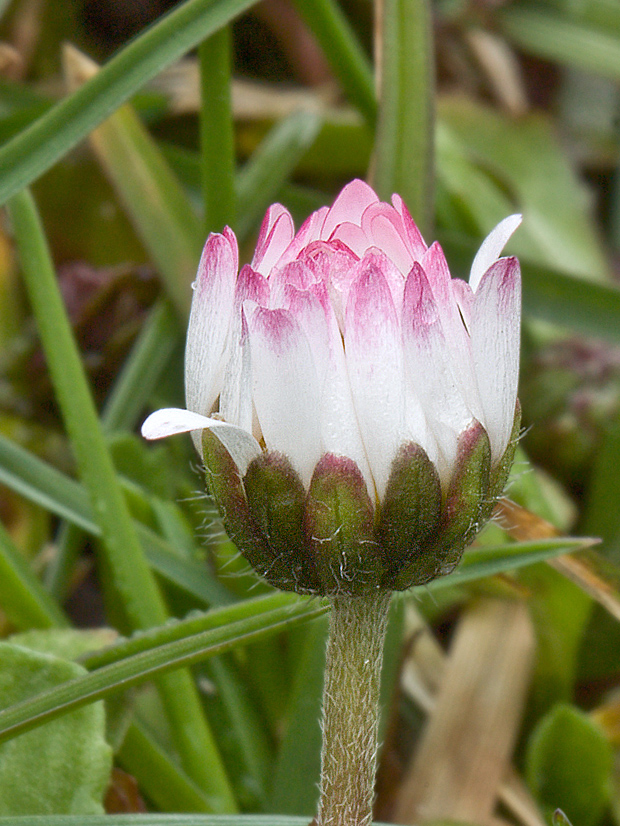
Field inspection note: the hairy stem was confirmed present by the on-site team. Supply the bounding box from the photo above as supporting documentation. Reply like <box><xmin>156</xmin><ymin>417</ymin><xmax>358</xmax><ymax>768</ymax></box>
<box><xmin>317</xmin><ymin>591</ymin><xmax>392</xmax><ymax>826</ymax></box>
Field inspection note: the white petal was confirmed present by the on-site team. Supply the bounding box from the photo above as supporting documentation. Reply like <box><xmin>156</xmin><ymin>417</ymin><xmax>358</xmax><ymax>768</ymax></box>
<box><xmin>344</xmin><ymin>252</ymin><xmax>406</xmax><ymax>500</ymax></box>
<box><xmin>278</xmin><ymin>205</ymin><xmax>329</xmax><ymax>266</ymax></box>
<box><xmin>142</xmin><ymin>407</ymin><xmax>212</xmax><ymax>439</ymax></box>
<box><xmin>245</xmin><ymin>305</ymin><xmax>323</xmax><ymax>487</ymax></box>
<box><xmin>251</xmin><ymin>209</ymin><xmax>295</xmax><ymax>276</ymax></box>
<box><xmin>470</xmin><ymin>257</ymin><xmax>521</xmax><ymax>462</ymax></box>
<box><xmin>321</xmin><ymin>179</ymin><xmax>379</xmax><ymax>239</ymax></box>
<box><xmin>402</xmin><ymin>265</ymin><xmax>472</xmax><ymax>483</ymax></box>
<box><xmin>185</xmin><ymin>229</ymin><xmax>238</xmax><ymax>418</ymax></box>
<box><xmin>208</xmin><ymin>419</ymin><xmax>263</xmax><ymax>476</ymax></box>
<box><xmin>220</xmin><ymin>268</ymin><xmax>264</xmax><ymax>433</ymax></box>
<box><xmin>361</xmin><ymin>202</ymin><xmax>414</xmax><ymax>275</ymax></box>
<box><xmin>219</xmin><ymin>330</ymin><xmax>253</xmax><ymax>433</ymax></box>
<box><xmin>391</xmin><ymin>193</ymin><xmax>427</xmax><ymax>259</ymax></box>
<box><xmin>284</xmin><ymin>282</ymin><xmax>373</xmax><ymax>492</ymax></box>
<box><xmin>141</xmin><ymin>408</ymin><xmax>261</xmax><ymax>475</ymax></box>
<box><xmin>469</xmin><ymin>214</ymin><xmax>522</xmax><ymax>292</ymax></box>
<box><xmin>421</xmin><ymin>243</ymin><xmax>484</xmax><ymax>425</ymax></box>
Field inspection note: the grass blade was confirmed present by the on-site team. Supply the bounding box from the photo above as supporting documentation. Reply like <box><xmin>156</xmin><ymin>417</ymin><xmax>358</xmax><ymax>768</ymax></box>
<box><xmin>291</xmin><ymin>0</ymin><xmax>375</xmax><ymax>125</ymax></box>
<box><xmin>101</xmin><ymin>300</ymin><xmax>180</xmax><ymax>433</ymax></box>
<box><xmin>0</xmin><ymin>598</ymin><xmax>326</xmax><ymax>745</ymax></box>
<box><xmin>372</xmin><ymin>0</ymin><xmax>434</xmax><ymax>234</ymax></box>
<box><xmin>423</xmin><ymin>536</ymin><xmax>598</xmax><ymax>593</ymax></box>
<box><xmin>0</xmin><ymin>0</ymin><xmax>259</xmax><ymax>206</ymax></box>
<box><xmin>0</xmin><ymin>521</ymin><xmax>68</xmax><ymax>631</ymax></box>
<box><xmin>0</xmin><ymin>434</ymin><xmax>233</xmax><ymax>607</ymax></box>
<box><xmin>118</xmin><ymin>721</ymin><xmax>215</xmax><ymax>812</ymax></box>
<box><xmin>236</xmin><ymin>111</ymin><xmax>321</xmax><ymax>241</ymax></box>
<box><xmin>200</xmin><ymin>28</ymin><xmax>236</xmax><ymax>232</ymax></box>
<box><xmin>63</xmin><ymin>45</ymin><xmax>204</xmax><ymax>317</ymax></box>
<box><xmin>7</xmin><ymin>189</ymin><xmax>235</xmax><ymax>807</ymax></box>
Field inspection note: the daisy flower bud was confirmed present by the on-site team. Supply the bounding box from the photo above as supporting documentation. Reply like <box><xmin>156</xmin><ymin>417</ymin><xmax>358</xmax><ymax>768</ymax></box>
<box><xmin>143</xmin><ymin>180</ymin><xmax>521</xmax><ymax>595</ymax></box>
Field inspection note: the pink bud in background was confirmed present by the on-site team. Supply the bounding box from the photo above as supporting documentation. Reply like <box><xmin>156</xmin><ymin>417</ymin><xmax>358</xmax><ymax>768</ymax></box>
<box><xmin>143</xmin><ymin>180</ymin><xmax>521</xmax><ymax>594</ymax></box>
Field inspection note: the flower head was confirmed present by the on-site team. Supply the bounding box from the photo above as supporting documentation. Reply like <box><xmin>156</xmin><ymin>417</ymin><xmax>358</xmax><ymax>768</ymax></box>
<box><xmin>143</xmin><ymin>180</ymin><xmax>521</xmax><ymax>595</ymax></box>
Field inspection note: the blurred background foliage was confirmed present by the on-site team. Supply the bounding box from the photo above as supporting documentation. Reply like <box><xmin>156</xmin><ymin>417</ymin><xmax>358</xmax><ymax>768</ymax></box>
<box><xmin>0</xmin><ymin>0</ymin><xmax>619</xmax><ymax>824</ymax></box>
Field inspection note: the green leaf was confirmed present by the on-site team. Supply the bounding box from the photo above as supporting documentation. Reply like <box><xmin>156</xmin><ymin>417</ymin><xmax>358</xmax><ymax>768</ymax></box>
<box><xmin>438</xmin><ymin>97</ymin><xmax>610</xmax><ymax>281</ymax></box>
<box><xmin>0</xmin><ymin>0</ymin><xmax>260</xmax><ymax>206</ymax></box>
<box><xmin>525</xmin><ymin>704</ymin><xmax>612</xmax><ymax>826</ymax></box>
<box><xmin>499</xmin><ymin>6</ymin><xmax>620</xmax><ymax>82</ymax></box>
<box><xmin>0</xmin><ymin>596</ymin><xmax>326</xmax><ymax>746</ymax></box>
<box><xmin>0</xmin><ymin>644</ymin><xmax>112</xmax><ymax>815</ymax></box>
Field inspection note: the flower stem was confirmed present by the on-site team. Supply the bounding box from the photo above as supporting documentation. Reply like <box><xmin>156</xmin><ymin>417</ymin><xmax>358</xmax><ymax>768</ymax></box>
<box><xmin>317</xmin><ymin>591</ymin><xmax>392</xmax><ymax>826</ymax></box>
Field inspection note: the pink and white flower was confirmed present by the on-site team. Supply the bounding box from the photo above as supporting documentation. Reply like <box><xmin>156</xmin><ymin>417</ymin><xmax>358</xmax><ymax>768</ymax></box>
<box><xmin>143</xmin><ymin>179</ymin><xmax>521</xmax><ymax>506</ymax></box>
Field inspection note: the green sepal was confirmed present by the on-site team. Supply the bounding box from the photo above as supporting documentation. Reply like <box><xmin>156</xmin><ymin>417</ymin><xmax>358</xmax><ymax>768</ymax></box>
<box><xmin>244</xmin><ymin>451</ymin><xmax>320</xmax><ymax>593</ymax></box>
<box><xmin>201</xmin><ymin>429</ymin><xmax>275</xmax><ymax>581</ymax></box>
<box><xmin>393</xmin><ymin>421</ymin><xmax>491</xmax><ymax>589</ymax></box>
<box><xmin>377</xmin><ymin>442</ymin><xmax>442</xmax><ymax>590</ymax></box>
<box><xmin>434</xmin><ymin>419</ymin><xmax>491</xmax><ymax>560</ymax></box>
<box><xmin>305</xmin><ymin>453</ymin><xmax>381</xmax><ymax>596</ymax></box>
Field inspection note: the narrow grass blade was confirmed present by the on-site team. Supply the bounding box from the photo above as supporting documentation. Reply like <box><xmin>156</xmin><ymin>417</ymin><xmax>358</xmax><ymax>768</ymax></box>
<box><xmin>0</xmin><ymin>0</ymin><xmax>260</xmax><ymax>206</ymax></box>
<box><xmin>269</xmin><ymin>617</ymin><xmax>328</xmax><ymax>815</ymax></box>
<box><xmin>0</xmin><ymin>434</ymin><xmax>95</xmax><ymax>533</ymax></box>
<box><xmin>7</xmin><ymin>189</ymin><xmax>235</xmax><ymax>807</ymax></box>
<box><xmin>372</xmin><ymin>0</ymin><xmax>434</xmax><ymax>234</ymax></box>
<box><xmin>8</xmin><ymin>189</ymin><xmax>170</xmax><ymax>628</ymax></box>
<box><xmin>101</xmin><ymin>300</ymin><xmax>180</xmax><ymax>433</ymax></box>
<box><xmin>200</xmin><ymin>28</ymin><xmax>236</xmax><ymax>232</ymax></box>
<box><xmin>423</xmin><ymin>536</ymin><xmax>598</xmax><ymax>592</ymax></box>
<box><xmin>0</xmin><ymin>599</ymin><xmax>326</xmax><ymax>745</ymax></box>
<box><xmin>118</xmin><ymin>721</ymin><xmax>215</xmax><ymax>812</ymax></box>
<box><xmin>236</xmin><ymin>111</ymin><xmax>321</xmax><ymax>240</ymax></box>
<box><xmin>63</xmin><ymin>45</ymin><xmax>203</xmax><ymax>318</ymax></box>
<box><xmin>291</xmin><ymin>0</ymin><xmax>375</xmax><ymax>124</ymax></box>
<box><xmin>0</xmin><ymin>521</ymin><xmax>68</xmax><ymax>630</ymax></box>
<box><xmin>0</xmin><ymin>434</ymin><xmax>233</xmax><ymax>607</ymax></box>
<box><xmin>81</xmin><ymin>593</ymin><xmax>305</xmax><ymax>671</ymax></box>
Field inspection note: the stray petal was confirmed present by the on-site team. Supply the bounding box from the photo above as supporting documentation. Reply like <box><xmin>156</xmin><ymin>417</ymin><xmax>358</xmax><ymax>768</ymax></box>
<box><xmin>469</xmin><ymin>257</ymin><xmax>521</xmax><ymax>462</ymax></box>
<box><xmin>469</xmin><ymin>214</ymin><xmax>522</xmax><ymax>292</ymax></box>
<box><xmin>141</xmin><ymin>408</ymin><xmax>262</xmax><ymax>475</ymax></box>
